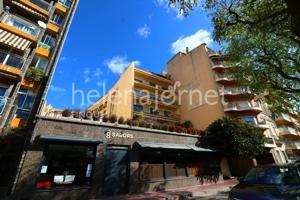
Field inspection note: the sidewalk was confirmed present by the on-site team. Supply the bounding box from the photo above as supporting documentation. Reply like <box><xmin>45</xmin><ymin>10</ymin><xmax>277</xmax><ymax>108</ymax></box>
<box><xmin>98</xmin><ymin>179</ymin><xmax>238</xmax><ymax>200</ymax></box>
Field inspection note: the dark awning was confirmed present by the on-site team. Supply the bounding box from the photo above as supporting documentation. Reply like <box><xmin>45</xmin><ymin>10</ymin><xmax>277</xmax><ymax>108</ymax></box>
<box><xmin>39</xmin><ymin>135</ymin><xmax>103</xmax><ymax>144</ymax></box>
<box><xmin>135</xmin><ymin>141</ymin><xmax>217</xmax><ymax>152</ymax></box>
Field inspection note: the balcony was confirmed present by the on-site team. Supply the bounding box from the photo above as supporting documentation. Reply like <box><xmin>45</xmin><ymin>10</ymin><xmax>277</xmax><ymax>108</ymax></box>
<box><xmin>0</xmin><ymin>51</ymin><xmax>24</xmax><ymax>70</ymax></box>
<box><xmin>223</xmin><ymin>101</ymin><xmax>263</xmax><ymax>114</ymax></box>
<box><xmin>215</xmin><ymin>74</ymin><xmax>237</xmax><ymax>85</ymax></box>
<box><xmin>134</xmin><ymin>92</ymin><xmax>178</xmax><ymax>108</ymax></box>
<box><xmin>276</xmin><ymin>113</ymin><xmax>295</xmax><ymax>126</ymax></box>
<box><xmin>18</xmin><ymin>0</ymin><xmax>51</xmax><ymax>16</ymax></box>
<box><xmin>279</xmin><ymin>126</ymin><xmax>299</xmax><ymax>138</ymax></box>
<box><xmin>219</xmin><ymin>87</ymin><xmax>252</xmax><ymax>98</ymax></box>
<box><xmin>1</xmin><ymin>15</ymin><xmax>40</xmax><ymax>41</ymax></box>
<box><xmin>59</xmin><ymin>0</ymin><xmax>72</xmax><ymax>8</ymax></box>
<box><xmin>36</xmin><ymin>42</ymin><xmax>51</xmax><ymax>57</ymax></box>
<box><xmin>134</xmin><ymin>78</ymin><xmax>169</xmax><ymax>92</ymax></box>
<box><xmin>133</xmin><ymin>111</ymin><xmax>180</xmax><ymax>123</ymax></box>
<box><xmin>264</xmin><ymin>137</ymin><xmax>277</xmax><ymax>148</ymax></box>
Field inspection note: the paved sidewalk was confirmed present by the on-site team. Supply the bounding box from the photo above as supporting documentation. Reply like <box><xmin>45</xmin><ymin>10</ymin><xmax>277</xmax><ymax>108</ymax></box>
<box><xmin>97</xmin><ymin>179</ymin><xmax>238</xmax><ymax>200</ymax></box>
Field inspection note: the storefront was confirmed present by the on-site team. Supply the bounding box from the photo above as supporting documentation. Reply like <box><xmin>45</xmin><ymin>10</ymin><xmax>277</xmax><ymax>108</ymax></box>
<box><xmin>13</xmin><ymin>116</ymin><xmax>227</xmax><ymax>200</ymax></box>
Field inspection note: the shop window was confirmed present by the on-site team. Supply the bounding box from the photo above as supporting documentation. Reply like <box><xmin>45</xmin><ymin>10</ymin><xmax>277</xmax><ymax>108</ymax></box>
<box><xmin>139</xmin><ymin>151</ymin><xmax>164</xmax><ymax>180</ymax></box>
<box><xmin>165</xmin><ymin>153</ymin><xmax>187</xmax><ymax>178</ymax></box>
<box><xmin>36</xmin><ymin>143</ymin><xmax>96</xmax><ymax>189</ymax></box>
<box><xmin>133</xmin><ymin>104</ymin><xmax>143</xmax><ymax>112</ymax></box>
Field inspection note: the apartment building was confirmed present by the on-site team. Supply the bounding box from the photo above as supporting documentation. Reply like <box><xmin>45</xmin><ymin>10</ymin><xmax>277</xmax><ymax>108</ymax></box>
<box><xmin>276</xmin><ymin>112</ymin><xmax>300</xmax><ymax>161</ymax></box>
<box><xmin>167</xmin><ymin>43</ymin><xmax>289</xmax><ymax>164</ymax></box>
<box><xmin>89</xmin><ymin>63</ymin><xmax>180</xmax><ymax>125</ymax></box>
<box><xmin>0</xmin><ymin>0</ymin><xmax>78</xmax><ymax>132</ymax></box>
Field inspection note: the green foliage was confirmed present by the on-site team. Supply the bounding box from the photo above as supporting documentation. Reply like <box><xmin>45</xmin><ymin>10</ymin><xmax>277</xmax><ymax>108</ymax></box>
<box><xmin>206</xmin><ymin>117</ymin><xmax>265</xmax><ymax>157</ymax></box>
<box><xmin>182</xmin><ymin>120</ymin><xmax>193</xmax><ymax>128</ymax></box>
<box><xmin>169</xmin><ymin>0</ymin><xmax>300</xmax><ymax>113</ymax></box>
<box><xmin>25</xmin><ymin>67</ymin><xmax>44</xmax><ymax>82</ymax></box>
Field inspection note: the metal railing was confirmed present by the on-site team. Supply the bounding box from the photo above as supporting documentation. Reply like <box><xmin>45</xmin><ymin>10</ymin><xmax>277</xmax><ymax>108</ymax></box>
<box><xmin>219</xmin><ymin>87</ymin><xmax>251</xmax><ymax>96</ymax></box>
<box><xmin>59</xmin><ymin>0</ymin><xmax>72</xmax><ymax>8</ymax></box>
<box><xmin>224</xmin><ymin>101</ymin><xmax>262</xmax><ymax>111</ymax></box>
<box><xmin>38</xmin><ymin>42</ymin><xmax>52</xmax><ymax>51</ymax></box>
<box><xmin>133</xmin><ymin>111</ymin><xmax>180</xmax><ymax>122</ymax></box>
<box><xmin>3</xmin><ymin>14</ymin><xmax>41</xmax><ymax>36</ymax></box>
<box><xmin>28</xmin><ymin>0</ymin><xmax>51</xmax><ymax>11</ymax></box>
<box><xmin>215</xmin><ymin>74</ymin><xmax>236</xmax><ymax>81</ymax></box>
<box><xmin>0</xmin><ymin>50</ymin><xmax>24</xmax><ymax>70</ymax></box>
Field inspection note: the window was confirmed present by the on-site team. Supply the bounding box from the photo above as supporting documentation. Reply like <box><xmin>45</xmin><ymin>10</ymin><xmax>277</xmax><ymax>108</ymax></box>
<box><xmin>59</xmin><ymin>0</ymin><xmax>73</xmax><ymax>8</ymax></box>
<box><xmin>16</xmin><ymin>89</ymin><xmax>35</xmax><ymax>119</ymax></box>
<box><xmin>149</xmin><ymin>82</ymin><xmax>156</xmax><ymax>87</ymax></box>
<box><xmin>140</xmin><ymin>151</ymin><xmax>164</xmax><ymax>180</ymax></box>
<box><xmin>31</xmin><ymin>56</ymin><xmax>48</xmax><ymax>71</ymax></box>
<box><xmin>149</xmin><ymin>93</ymin><xmax>156</xmax><ymax>100</ymax></box>
<box><xmin>164</xmin><ymin>111</ymin><xmax>172</xmax><ymax>117</ymax></box>
<box><xmin>166</xmin><ymin>153</ymin><xmax>187</xmax><ymax>177</ymax></box>
<box><xmin>4</xmin><ymin>15</ymin><xmax>40</xmax><ymax>36</ymax></box>
<box><xmin>0</xmin><ymin>84</ymin><xmax>9</xmax><ymax>97</ymax></box>
<box><xmin>150</xmin><ymin>108</ymin><xmax>159</xmax><ymax>115</ymax></box>
<box><xmin>239</xmin><ymin>116</ymin><xmax>256</xmax><ymax>125</ymax></box>
<box><xmin>133</xmin><ymin>104</ymin><xmax>143</xmax><ymax>112</ymax></box>
<box><xmin>51</xmin><ymin>13</ymin><xmax>64</xmax><ymax>26</ymax></box>
<box><xmin>0</xmin><ymin>50</ymin><xmax>24</xmax><ymax>69</ymax></box>
<box><xmin>36</xmin><ymin>143</ymin><xmax>96</xmax><ymax>189</ymax></box>
<box><xmin>42</xmin><ymin>34</ymin><xmax>56</xmax><ymax>49</ymax></box>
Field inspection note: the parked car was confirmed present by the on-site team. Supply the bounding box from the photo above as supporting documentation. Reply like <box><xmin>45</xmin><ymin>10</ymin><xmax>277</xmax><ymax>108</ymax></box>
<box><xmin>228</xmin><ymin>163</ymin><xmax>300</xmax><ymax>200</ymax></box>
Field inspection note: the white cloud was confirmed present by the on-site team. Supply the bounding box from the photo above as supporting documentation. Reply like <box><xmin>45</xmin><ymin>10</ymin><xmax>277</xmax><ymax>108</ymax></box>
<box><xmin>105</xmin><ymin>56</ymin><xmax>140</xmax><ymax>74</ymax></box>
<box><xmin>60</xmin><ymin>56</ymin><xmax>67</xmax><ymax>62</ymax></box>
<box><xmin>94</xmin><ymin>68</ymin><xmax>103</xmax><ymax>77</ymax></box>
<box><xmin>154</xmin><ymin>0</ymin><xmax>184</xmax><ymax>20</ymax></box>
<box><xmin>83</xmin><ymin>68</ymin><xmax>91</xmax><ymax>83</ymax></box>
<box><xmin>171</xmin><ymin>29</ymin><xmax>213</xmax><ymax>54</ymax></box>
<box><xmin>82</xmin><ymin>67</ymin><xmax>103</xmax><ymax>83</ymax></box>
<box><xmin>49</xmin><ymin>85</ymin><xmax>66</xmax><ymax>93</ymax></box>
<box><xmin>137</xmin><ymin>24</ymin><xmax>151</xmax><ymax>38</ymax></box>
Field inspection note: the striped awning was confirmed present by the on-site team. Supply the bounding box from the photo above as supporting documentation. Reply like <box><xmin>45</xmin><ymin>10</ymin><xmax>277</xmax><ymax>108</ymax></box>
<box><xmin>0</xmin><ymin>29</ymin><xmax>31</xmax><ymax>51</ymax></box>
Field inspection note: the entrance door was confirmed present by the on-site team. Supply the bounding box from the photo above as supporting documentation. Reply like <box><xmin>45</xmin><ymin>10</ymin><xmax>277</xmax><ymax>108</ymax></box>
<box><xmin>103</xmin><ymin>145</ymin><xmax>130</xmax><ymax>196</ymax></box>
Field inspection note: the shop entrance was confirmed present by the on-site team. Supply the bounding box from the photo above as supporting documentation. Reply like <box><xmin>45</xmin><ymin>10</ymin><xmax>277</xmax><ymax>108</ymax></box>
<box><xmin>103</xmin><ymin>145</ymin><xmax>130</xmax><ymax>196</ymax></box>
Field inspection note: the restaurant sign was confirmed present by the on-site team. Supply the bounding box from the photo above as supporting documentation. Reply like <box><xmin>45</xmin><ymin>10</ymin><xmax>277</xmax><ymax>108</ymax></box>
<box><xmin>105</xmin><ymin>129</ymin><xmax>134</xmax><ymax>139</ymax></box>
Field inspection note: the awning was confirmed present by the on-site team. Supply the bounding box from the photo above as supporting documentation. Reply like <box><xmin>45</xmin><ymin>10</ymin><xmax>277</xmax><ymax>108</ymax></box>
<box><xmin>39</xmin><ymin>135</ymin><xmax>103</xmax><ymax>144</ymax></box>
<box><xmin>135</xmin><ymin>141</ymin><xmax>217</xmax><ymax>152</ymax></box>
<box><xmin>0</xmin><ymin>28</ymin><xmax>31</xmax><ymax>51</ymax></box>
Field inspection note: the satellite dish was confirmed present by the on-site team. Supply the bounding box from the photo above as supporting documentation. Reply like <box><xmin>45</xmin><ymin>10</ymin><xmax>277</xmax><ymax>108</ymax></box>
<box><xmin>38</xmin><ymin>21</ymin><xmax>47</xmax><ymax>29</ymax></box>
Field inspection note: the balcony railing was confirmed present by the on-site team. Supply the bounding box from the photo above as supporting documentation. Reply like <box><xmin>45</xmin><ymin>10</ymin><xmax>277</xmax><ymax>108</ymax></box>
<box><xmin>224</xmin><ymin>101</ymin><xmax>262</xmax><ymax>112</ymax></box>
<box><xmin>28</xmin><ymin>0</ymin><xmax>51</xmax><ymax>11</ymax></box>
<box><xmin>215</xmin><ymin>74</ymin><xmax>236</xmax><ymax>82</ymax></box>
<box><xmin>3</xmin><ymin>15</ymin><xmax>40</xmax><ymax>36</ymax></box>
<box><xmin>38</xmin><ymin>42</ymin><xmax>52</xmax><ymax>51</ymax></box>
<box><xmin>0</xmin><ymin>96</ymin><xmax>8</xmax><ymax>115</ymax></box>
<box><xmin>133</xmin><ymin>111</ymin><xmax>180</xmax><ymax>122</ymax></box>
<box><xmin>219</xmin><ymin>87</ymin><xmax>251</xmax><ymax>96</ymax></box>
<box><xmin>59</xmin><ymin>0</ymin><xmax>72</xmax><ymax>8</ymax></box>
<box><xmin>134</xmin><ymin>78</ymin><xmax>168</xmax><ymax>90</ymax></box>
<box><xmin>0</xmin><ymin>50</ymin><xmax>24</xmax><ymax>70</ymax></box>
<box><xmin>279</xmin><ymin>126</ymin><xmax>298</xmax><ymax>136</ymax></box>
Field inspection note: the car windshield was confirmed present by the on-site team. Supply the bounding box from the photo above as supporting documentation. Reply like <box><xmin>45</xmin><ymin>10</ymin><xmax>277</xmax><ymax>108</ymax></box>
<box><xmin>243</xmin><ymin>166</ymin><xmax>300</xmax><ymax>185</ymax></box>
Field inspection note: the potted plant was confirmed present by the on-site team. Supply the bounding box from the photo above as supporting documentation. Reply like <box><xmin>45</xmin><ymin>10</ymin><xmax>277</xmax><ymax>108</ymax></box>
<box><xmin>84</xmin><ymin>110</ymin><xmax>92</xmax><ymax>120</ymax></box>
<box><xmin>132</xmin><ymin>120</ymin><xmax>138</xmax><ymax>126</ymax></box>
<box><xmin>102</xmin><ymin>114</ymin><xmax>109</xmax><ymax>122</ymax></box>
<box><xmin>92</xmin><ymin>111</ymin><xmax>101</xmax><ymax>121</ymax></box>
<box><xmin>126</xmin><ymin>119</ymin><xmax>133</xmax><ymax>126</ymax></box>
<box><xmin>118</xmin><ymin>116</ymin><xmax>125</xmax><ymax>124</ymax></box>
<box><xmin>109</xmin><ymin>114</ymin><xmax>117</xmax><ymax>123</ymax></box>
<box><xmin>61</xmin><ymin>108</ymin><xmax>72</xmax><ymax>117</ymax></box>
<box><xmin>162</xmin><ymin>124</ymin><xmax>169</xmax><ymax>131</ymax></box>
<box><xmin>145</xmin><ymin>123</ymin><xmax>152</xmax><ymax>129</ymax></box>
<box><xmin>73</xmin><ymin>109</ymin><xmax>81</xmax><ymax>119</ymax></box>
<box><xmin>25</xmin><ymin>66</ymin><xmax>44</xmax><ymax>82</ymax></box>
<box><xmin>138</xmin><ymin>121</ymin><xmax>146</xmax><ymax>127</ymax></box>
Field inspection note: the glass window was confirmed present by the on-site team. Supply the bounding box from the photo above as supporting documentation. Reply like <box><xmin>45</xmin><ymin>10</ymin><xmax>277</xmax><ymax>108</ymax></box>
<box><xmin>36</xmin><ymin>143</ymin><xmax>96</xmax><ymax>189</ymax></box>
<box><xmin>240</xmin><ymin>116</ymin><xmax>256</xmax><ymax>125</ymax></box>
<box><xmin>140</xmin><ymin>151</ymin><xmax>164</xmax><ymax>180</ymax></box>
<box><xmin>0</xmin><ymin>85</ymin><xmax>8</xmax><ymax>97</ymax></box>
<box><xmin>150</xmin><ymin>108</ymin><xmax>158</xmax><ymax>115</ymax></box>
<box><xmin>164</xmin><ymin>111</ymin><xmax>172</xmax><ymax>117</ymax></box>
<box><xmin>5</xmin><ymin>15</ymin><xmax>40</xmax><ymax>36</ymax></box>
<box><xmin>42</xmin><ymin>34</ymin><xmax>56</xmax><ymax>48</ymax></box>
<box><xmin>0</xmin><ymin>51</ymin><xmax>7</xmax><ymax>63</ymax></box>
<box><xmin>133</xmin><ymin>104</ymin><xmax>143</xmax><ymax>112</ymax></box>
<box><xmin>166</xmin><ymin>153</ymin><xmax>187</xmax><ymax>178</ymax></box>
<box><xmin>31</xmin><ymin>56</ymin><xmax>48</xmax><ymax>71</ymax></box>
<box><xmin>59</xmin><ymin>0</ymin><xmax>73</xmax><ymax>8</ymax></box>
<box><xmin>244</xmin><ymin>166</ymin><xmax>300</xmax><ymax>185</ymax></box>
<box><xmin>51</xmin><ymin>13</ymin><xmax>64</xmax><ymax>26</ymax></box>
<box><xmin>16</xmin><ymin>89</ymin><xmax>35</xmax><ymax>111</ymax></box>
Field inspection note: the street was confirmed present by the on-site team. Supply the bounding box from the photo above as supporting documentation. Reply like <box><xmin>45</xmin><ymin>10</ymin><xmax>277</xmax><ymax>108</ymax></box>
<box><xmin>193</xmin><ymin>190</ymin><xmax>229</xmax><ymax>200</ymax></box>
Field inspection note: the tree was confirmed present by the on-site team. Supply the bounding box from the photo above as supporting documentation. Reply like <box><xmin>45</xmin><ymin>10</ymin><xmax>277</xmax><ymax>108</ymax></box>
<box><xmin>169</xmin><ymin>0</ymin><xmax>300</xmax><ymax>113</ymax></box>
<box><xmin>206</xmin><ymin>117</ymin><xmax>265</xmax><ymax>157</ymax></box>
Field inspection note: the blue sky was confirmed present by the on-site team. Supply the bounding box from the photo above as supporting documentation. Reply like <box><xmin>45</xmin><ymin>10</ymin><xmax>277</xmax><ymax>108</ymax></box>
<box><xmin>46</xmin><ymin>0</ymin><xmax>216</xmax><ymax>110</ymax></box>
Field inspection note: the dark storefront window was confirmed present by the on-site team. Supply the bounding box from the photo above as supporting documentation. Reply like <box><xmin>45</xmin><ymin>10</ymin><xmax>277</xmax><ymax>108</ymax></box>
<box><xmin>36</xmin><ymin>143</ymin><xmax>96</xmax><ymax>189</ymax></box>
<box><xmin>166</xmin><ymin>153</ymin><xmax>187</xmax><ymax>177</ymax></box>
<box><xmin>139</xmin><ymin>151</ymin><xmax>164</xmax><ymax>180</ymax></box>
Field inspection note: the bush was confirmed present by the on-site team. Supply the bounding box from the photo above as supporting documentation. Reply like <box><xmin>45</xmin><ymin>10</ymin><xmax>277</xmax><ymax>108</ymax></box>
<box><xmin>152</xmin><ymin>124</ymin><xmax>159</xmax><ymax>130</ymax></box>
<box><xmin>139</xmin><ymin>121</ymin><xmax>146</xmax><ymax>127</ymax></box>
<box><xmin>25</xmin><ymin>66</ymin><xmax>44</xmax><ymax>82</ymax></box>
<box><xmin>102</xmin><ymin>114</ymin><xmax>109</xmax><ymax>122</ymax></box>
<box><xmin>118</xmin><ymin>116</ymin><xmax>125</xmax><ymax>124</ymax></box>
<box><xmin>132</xmin><ymin>120</ymin><xmax>138</xmax><ymax>126</ymax></box>
<box><xmin>169</xmin><ymin>125</ymin><xmax>175</xmax><ymax>132</ymax></box>
<box><xmin>162</xmin><ymin>124</ymin><xmax>169</xmax><ymax>131</ymax></box>
<box><xmin>92</xmin><ymin>111</ymin><xmax>101</xmax><ymax>121</ymax></box>
<box><xmin>206</xmin><ymin>117</ymin><xmax>265</xmax><ymax>157</ymax></box>
<box><xmin>126</xmin><ymin>119</ymin><xmax>133</xmax><ymax>126</ymax></box>
<box><xmin>62</xmin><ymin>108</ymin><xmax>72</xmax><ymax>117</ymax></box>
<box><xmin>84</xmin><ymin>110</ymin><xmax>92</xmax><ymax>120</ymax></box>
<box><xmin>182</xmin><ymin>120</ymin><xmax>193</xmax><ymax>128</ymax></box>
<box><xmin>73</xmin><ymin>109</ymin><xmax>81</xmax><ymax>118</ymax></box>
<box><xmin>109</xmin><ymin>114</ymin><xmax>117</xmax><ymax>123</ymax></box>
<box><xmin>145</xmin><ymin>123</ymin><xmax>152</xmax><ymax>129</ymax></box>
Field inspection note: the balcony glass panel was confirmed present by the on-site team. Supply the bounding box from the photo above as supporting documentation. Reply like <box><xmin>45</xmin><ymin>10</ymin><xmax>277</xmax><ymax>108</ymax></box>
<box><xmin>4</xmin><ymin>15</ymin><xmax>40</xmax><ymax>36</ymax></box>
<box><xmin>28</xmin><ymin>0</ymin><xmax>50</xmax><ymax>11</ymax></box>
<box><xmin>0</xmin><ymin>96</ymin><xmax>7</xmax><ymax>114</ymax></box>
<box><xmin>0</xmin><ymin>51</ymin><xmax>24</xmax><ymax>69</ymax></box>
<box><xmin>59</xmin><ymin>0</ymin><xmax>72</xmax><ymax>8</ymax></box>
